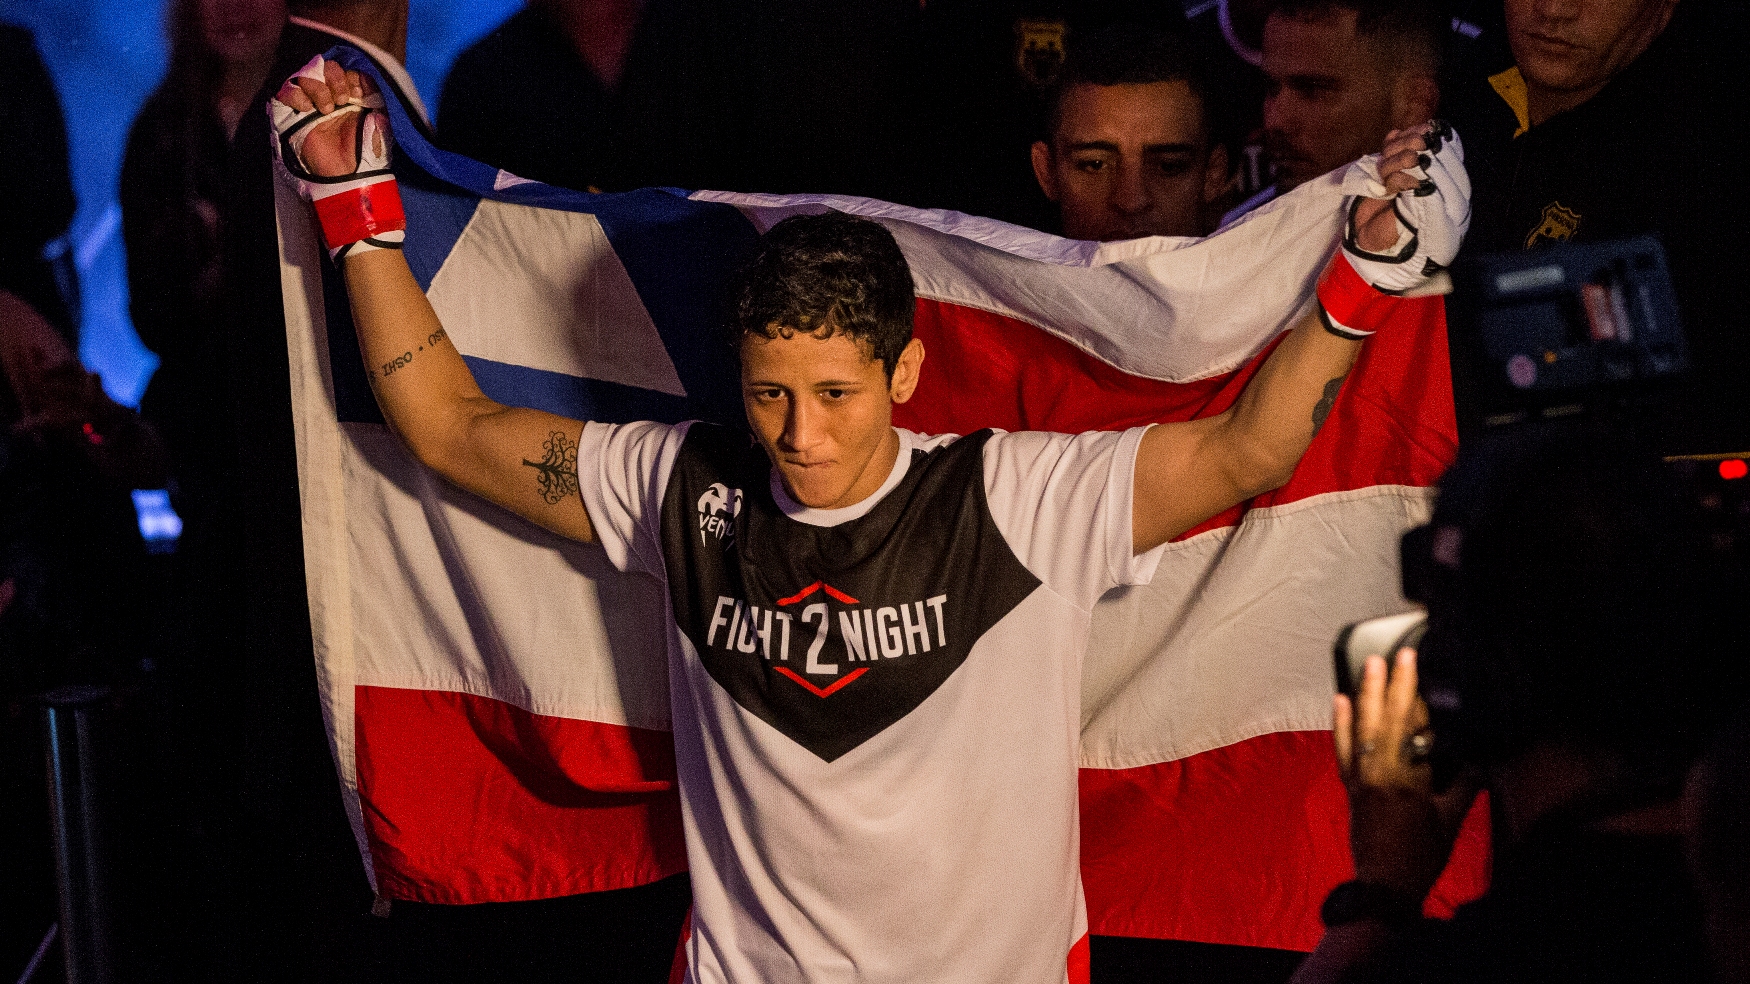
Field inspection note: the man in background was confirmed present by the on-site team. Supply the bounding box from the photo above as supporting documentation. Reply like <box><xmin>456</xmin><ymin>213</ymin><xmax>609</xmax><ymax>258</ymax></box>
<box><xmin>1442</xmin><ymin>0</ymin><xmax>1749</xmax><ymax>455</ymax></box>
<box><xmin>1227</xmin><ymin>0</ymin><xmax>1443</xmax><ymax>223</ymax></box>
<box><xmin>1031</xmin><ymin>26</ymin><xmax>1229</xmax><ymax>240</ymax></box>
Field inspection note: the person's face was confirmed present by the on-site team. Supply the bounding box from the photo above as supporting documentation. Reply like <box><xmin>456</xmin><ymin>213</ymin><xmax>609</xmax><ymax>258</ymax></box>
<box><xmin>201</xmin><ymin>0</ymin><xmax>285</xmax><ymax>67</ymax></box>
<box><xmin>739</xmin><ymin>330</ymin><xmax>923</xmax><ymax>510</ymax></box>
<box><xmin>1262</xmin><ymin>10</ymin><xmax>1399</xmax><ymax>190</ymax></box>
<box><xmin>1504</xmin><ymin>0</ymin><xmax>1678</xmax><ymax>99</ymax></box>
<box><xmin>1032</xmin><ymin>81</ymin><xmax>1228</xmax><ymax>241</ymax></box>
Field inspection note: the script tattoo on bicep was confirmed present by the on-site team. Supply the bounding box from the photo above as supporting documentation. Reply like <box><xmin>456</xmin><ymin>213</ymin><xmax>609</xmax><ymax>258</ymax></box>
<box><xmin>379</xmin><ymin>329</ymin><xmax>450</xmax><ymax>379</ymax></box>
<box><xmin>1311</xmin><ymin>376</ymin><xmax>1345</xmax><ymax>436</ymax></box>
<box><xmin>522</xmin><ymin>431</ymin><xmax>580</xmax><ymax>504</ymax></box>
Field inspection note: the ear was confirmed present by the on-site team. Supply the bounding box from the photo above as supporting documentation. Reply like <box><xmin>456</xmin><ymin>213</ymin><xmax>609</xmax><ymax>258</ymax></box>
<box><xmin>1389</xmin><ymin>72</ymin><xmax>1441</xmax><ymax>130</ymax></box>
<box><xmin>1201</xmin><ymin>142</ymin><xmax>1231</xmax><ymax>204</ymax></box>
<box><xmin>888</xmin><ymin>338</ymin><xmax>926</xmax><ymax>404</ymax></box>
<box><xmin>1031</xmin><ymin>141</ymin><xmax>1059</xmax><ymax>202</ymax></box>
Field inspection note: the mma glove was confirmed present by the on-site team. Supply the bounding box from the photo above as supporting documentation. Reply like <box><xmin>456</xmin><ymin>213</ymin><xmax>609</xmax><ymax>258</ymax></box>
<box><xmin>1318</xmin><ymin>121</ymin><xmax>1471</xmax><ymax>340</ymax></box>
<box><xmin>268</xmin><ymin>54</ymin><xmax>405</xmax><ymax>261</ymax></box>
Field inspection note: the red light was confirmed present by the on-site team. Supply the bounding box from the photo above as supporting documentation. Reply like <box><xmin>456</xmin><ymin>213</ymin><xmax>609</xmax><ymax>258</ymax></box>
<box><xmin>1721</xmin><ymin>459</ymin><xmax>1748</xmax><ymax>480</ymax></box>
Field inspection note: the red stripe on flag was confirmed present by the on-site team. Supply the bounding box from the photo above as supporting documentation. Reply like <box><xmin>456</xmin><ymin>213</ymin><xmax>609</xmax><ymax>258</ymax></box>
<box><xmin>897</xmin><ymin>296</ymin><xmax>1455</xmax><ymax>538</ymax></box>
<box><xmin>1079</xmin><ymin>731</ymin><xmax>1491</xmax><ymax>951</ymax></box>
<box><xmin>355</xmin><ymin>686</ymin><xmax>687</xmax><ymax>904</ymax></box>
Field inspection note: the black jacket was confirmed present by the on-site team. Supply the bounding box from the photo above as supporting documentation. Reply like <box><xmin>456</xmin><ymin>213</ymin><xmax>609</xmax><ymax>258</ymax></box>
<box><xmin>1443</xmin><ymin>4</ymin><xmax>1750</xmax><ymax>453</ymax></box>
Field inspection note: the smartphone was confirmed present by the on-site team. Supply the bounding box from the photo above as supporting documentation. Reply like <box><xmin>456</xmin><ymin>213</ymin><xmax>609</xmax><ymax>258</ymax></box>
<box><xmin>1332</xmin><ymin>609</ymin><xmax>1427</xmax><ymax>699</ymax></box>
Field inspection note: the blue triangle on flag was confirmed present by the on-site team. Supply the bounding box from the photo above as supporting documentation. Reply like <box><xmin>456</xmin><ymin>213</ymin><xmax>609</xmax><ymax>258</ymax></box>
<box><xmin>327</xmin><ymin>46</ymin><xmax>758</xmax><ymax>432</ymax></box>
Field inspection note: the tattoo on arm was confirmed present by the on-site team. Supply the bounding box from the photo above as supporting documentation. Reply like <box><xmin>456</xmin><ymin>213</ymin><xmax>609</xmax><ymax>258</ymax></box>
<box><xmin>1311</xmin><ymin>377</ymin><xmax>1345</xmax><ymax>436</ymax></box>
<box><xmin>379</xmin><ymin>329</ymin><xmax>452</xmax><ymax>379</ymax></box>
<box><xmin>522</xmin><ymin>431</ymin><xmax>580</xmax><ymax>504</ymax></box>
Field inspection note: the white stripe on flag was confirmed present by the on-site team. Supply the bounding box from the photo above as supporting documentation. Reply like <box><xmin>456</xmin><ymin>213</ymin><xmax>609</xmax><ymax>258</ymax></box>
<box><xmin>1082</xmin><ymin>486</ymin><xmax>1435</xmax><ymax>768</ymax></box>
<box><xmin>341</xmin><ymin>422</ymin><xmax>675</xmax><ymax>730</ymax></box>
<box><xmin>695</xmin><ymin>173</ymin><xmax>1351</xmax><ymax>383</ymax></box>
<box><xmin>428</xmin><ymin>199</ymin><xmax>687</xmax><ymax>396</ymax></box>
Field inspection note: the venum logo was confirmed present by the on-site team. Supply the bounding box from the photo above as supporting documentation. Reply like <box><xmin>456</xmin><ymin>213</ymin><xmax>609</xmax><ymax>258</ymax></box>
<box><xmin>697</xmin><ymin>482</ymin><xmax>743</xmax><ymax>548</ymax></box>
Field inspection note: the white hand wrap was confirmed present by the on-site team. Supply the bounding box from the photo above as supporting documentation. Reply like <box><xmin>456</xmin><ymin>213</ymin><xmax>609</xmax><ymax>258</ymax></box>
<box><xmin>1336</xmin><ymin>121</ymin><xmax>1471</xmax><ymax>295</ymax></box>
<box><xmin>268</xmin><ymin>54</ymin><xmax>405</xmax><ymax>261</ymax></box>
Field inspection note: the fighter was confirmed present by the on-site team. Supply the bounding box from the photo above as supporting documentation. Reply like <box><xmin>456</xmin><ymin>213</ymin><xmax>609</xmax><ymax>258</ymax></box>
<box><xmin>269</xmin><ymin>54</ymin><xmax>1468</xmax><ymax>984</ymax></box>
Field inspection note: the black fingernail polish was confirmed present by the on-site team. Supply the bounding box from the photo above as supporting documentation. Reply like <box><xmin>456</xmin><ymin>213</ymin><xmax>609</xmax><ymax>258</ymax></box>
<box><xmin>1414</xmin><ymin>179</ymin><xmax>1436</xmax><ymax>197</ymax></box>
<box><xmin>1426</xmin><ymin>119</ymin><xmax>1450</xmax><ymax>153</ymax></box>
<box><xmin>1417</xmin><ymin>153</ymin><xmax>1431</xmax><ymax>170</ymax></box>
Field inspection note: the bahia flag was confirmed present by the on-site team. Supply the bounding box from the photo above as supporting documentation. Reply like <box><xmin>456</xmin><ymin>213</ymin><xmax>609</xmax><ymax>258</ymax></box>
<box><xmin>279</xmin><ymin>47</ymin><xmax>1488</xmax><ymax>953</ymax></box>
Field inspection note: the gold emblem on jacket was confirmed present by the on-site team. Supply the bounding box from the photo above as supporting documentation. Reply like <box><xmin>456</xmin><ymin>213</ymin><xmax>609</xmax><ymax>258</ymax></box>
<box><xmin>1526</xmin><ymin>202</ymin><xmax>1582</xmax><ymax>248</ymax></box>
<box><xmin>1015</xmin><ymin>19</ymin><xmax>1067</xmax><ymax>88</ymax></box>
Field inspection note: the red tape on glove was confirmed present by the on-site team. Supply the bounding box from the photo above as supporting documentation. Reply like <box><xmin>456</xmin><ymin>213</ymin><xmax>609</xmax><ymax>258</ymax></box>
<box><xmin>1316</xmin><ymin>252</ymin><xmax>1400</xmax><ymax>339</ymax></box>
<box><xmin>312</xmin><ymin>180</ymin><xmax>407</xmax><ymax>252</ymax></box>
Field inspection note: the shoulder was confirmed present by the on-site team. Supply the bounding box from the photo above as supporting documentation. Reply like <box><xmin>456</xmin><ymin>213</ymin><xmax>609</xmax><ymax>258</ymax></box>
<box><xmin>669</xmin><ymin>421</ymin><xmax>762</xmax><ymax>474</ymax></box>
<box><xmin>979</xmin><ymin>427</ymin><xmax>1117</xmax><ymax>458</ymax></box>
<box><xmin>599</xmin><ymin>420</ymin><xmax>756</xmax><ymax>489</ymax></box>
<box><xmin>977</xmin><ymin>427</ymin><xmax>1150</xmax><ymax>501</ymax></box>
<box><xmin>900</xmin><ymin>428</ymin><xmax>965</xmax><ymax>454</ymax></box>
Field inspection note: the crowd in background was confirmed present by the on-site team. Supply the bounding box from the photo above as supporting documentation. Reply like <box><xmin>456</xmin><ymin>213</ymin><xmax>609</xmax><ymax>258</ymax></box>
<box><xmin>2</xmin><ymin>0</ymin><xmax>1747</xmax><ymax>982</ymax></box>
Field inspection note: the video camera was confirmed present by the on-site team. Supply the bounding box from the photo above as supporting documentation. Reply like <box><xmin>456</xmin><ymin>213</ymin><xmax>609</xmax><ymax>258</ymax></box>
<box><xmin>1331</xmin><ymin>237</ymin><xmax>1748</xmax><ymax>781</ymax></box>
<box><xmin>1336</xmin><ymin>235</ymin><xmax>1693</xmax><ymax>704</ymax></box>
<box><xmin>1446</xmin><ymin>235</ymin><xmax>1688</xmax><ymax>431</ymax></box>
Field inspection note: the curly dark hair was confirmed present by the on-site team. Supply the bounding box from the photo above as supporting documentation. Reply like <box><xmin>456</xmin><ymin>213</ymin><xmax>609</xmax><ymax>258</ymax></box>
<box><xmin>729</xmin><ymin>212</ymin><xmax>916</xmax><ymax>377</ymax></box>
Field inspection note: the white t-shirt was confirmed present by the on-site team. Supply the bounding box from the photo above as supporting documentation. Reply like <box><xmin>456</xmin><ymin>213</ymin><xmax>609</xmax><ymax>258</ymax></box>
<box><xmin>580</xmin><ymin>422</ymin><xmax>1163</xmax><ymax>984</ymax></box>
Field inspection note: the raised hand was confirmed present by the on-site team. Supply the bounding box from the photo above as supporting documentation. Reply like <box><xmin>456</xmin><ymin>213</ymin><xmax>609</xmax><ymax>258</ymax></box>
<box><xmin>272</xmin><ymin>56</ymin><xmax>387</xmax><ymax>179</ymax></box>
<box><xmin>1332</xmin><ymin>648</ymin><xmax>1478</xmax><ymax>903</ymax></box>
<box><xmin>1342</xmin><ymin>121</ymin><xmax>1471</xmax><ymax>294</ymax></box>
<box><xmin>268</xmin><ymin>53</ymin><xmax>405</xmax><ymax>261</ymax></box>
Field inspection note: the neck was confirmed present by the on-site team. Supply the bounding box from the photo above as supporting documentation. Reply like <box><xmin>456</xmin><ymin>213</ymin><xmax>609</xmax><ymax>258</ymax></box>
<box><xmin>834</xmin><ymin>427</ymin><xmax>902</xmax><ymax>510</ymax></box>
<box><xmin>1524</xmin><ymin>79</ymin><xmax>1608</xmax><ymax>127</ymax></box>
<box><xmin>297</xmin><ymin>1</ymin><xmax>409</xmax><ymax>63</ymax></box>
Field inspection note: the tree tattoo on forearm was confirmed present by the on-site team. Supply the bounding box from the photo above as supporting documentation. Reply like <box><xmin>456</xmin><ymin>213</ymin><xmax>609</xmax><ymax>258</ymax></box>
<box><xmin>522</xmin><ymin>431</ymin><xmax>579</xmax><ymax>504</ymax></box>
<box><xmin>1311</xmin><ymin>376</ymin><xmax>1344</xmax><ymax>436</ymax></box>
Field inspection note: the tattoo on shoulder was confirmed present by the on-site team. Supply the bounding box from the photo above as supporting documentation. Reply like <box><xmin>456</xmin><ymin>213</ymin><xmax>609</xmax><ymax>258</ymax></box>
<box><xmin>522</xmin><ymin>431</ymin><xmax>580</xmax><ymax>504</ymax></box>
<box><xmin>1311</xmin><ymin>377</ymin><xmax>1345</xmax><ymax>436</ymax></box>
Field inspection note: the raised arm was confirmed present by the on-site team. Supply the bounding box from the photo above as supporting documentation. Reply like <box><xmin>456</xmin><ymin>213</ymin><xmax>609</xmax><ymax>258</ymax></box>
<box><xmin>1132</xmin><ymin>123</ymin><xmax>1469</xmax><ymax>553</ymax></box>
<box><xmin>273</xmin><ymin>58</ymin><xmax>595</xmax><ymax>543</ymax></box>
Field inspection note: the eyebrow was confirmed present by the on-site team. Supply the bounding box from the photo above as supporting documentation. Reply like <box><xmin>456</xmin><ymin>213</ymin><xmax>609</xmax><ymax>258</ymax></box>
<box><xmin>1065</xmin><ymin>140</ymin><xmax>1200</xmax><ymax>155</ymax></box>
<box><xmin>1281</xmin><ymin>72</ymin><xmax>1341</xmax><ymax>88</ymax></box>
<box><xmin>742</xmin><ymin>379</ymin><xmax>864</xmax><ymax>388</ymax></box>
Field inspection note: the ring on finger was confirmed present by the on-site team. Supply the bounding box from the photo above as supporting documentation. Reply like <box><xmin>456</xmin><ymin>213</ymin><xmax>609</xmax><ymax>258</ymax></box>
<box><xmin>1405</xmin><ymin>731</ymin><xmax>1434</xmax><ymax>763</ymax></box>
